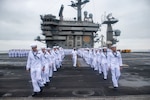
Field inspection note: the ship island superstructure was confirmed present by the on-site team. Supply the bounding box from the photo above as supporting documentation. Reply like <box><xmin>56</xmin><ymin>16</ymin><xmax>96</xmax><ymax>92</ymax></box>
<box><xmin>40</xmin><ymin>0</ymin><xmax>99</xmax><ymax>49</ymax></box>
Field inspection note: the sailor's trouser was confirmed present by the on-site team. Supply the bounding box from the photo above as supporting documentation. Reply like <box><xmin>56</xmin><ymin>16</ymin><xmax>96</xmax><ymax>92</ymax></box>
<box><xmin>98</xmin><ymin>62</ymin><xmax>102</xmax><ymax>74</ymax></box>
<box><xmin>92</xmin><ymin>60</ymin><xmax>98</xmax><ymax>71</ymax></box>
<box><xmin>30</xmin><ymin>67</ymin><xmax>43</xmax><ymax>92</ymax></box>
<box><xmin>49</xmin><ymin>64</ymin><xmax>53</xmax><ymax>77</ymax></box>
<box><xmin>73</xmin><ymin>56</ymin><xmax>77</xmax><ymax>67</ymax></box>
<box><xmin>102</xmin><ymin>63</ymin><xmax>108</xmax><ymax>79</ymax></box>
<box><xmin>84</xmin><ymin>56</ymin><xmax>90</xmax><ymax>65</ymax></box>
<box><xmin>56</xmin><ymin>59</ymin><xmax>60</xmax><ymax>68</ymax></box>
<box><xmin>111</xmin><ymin>67</ymin><xmax>121</xmax><ymax>87</ymax></box>
<box><xmin>90</xmin><ymin>57</ymin><xmax>93</xmax><ymax>67</ymax></box>
<box><xmin>53</xmin><ymin>60</ymin><xmax>57</xmax><ymax>71</ymax></box>
<box><xmin>43</xmin><ymin>64</ymin><xmax>50</xmax><ymax>83</ymax></box>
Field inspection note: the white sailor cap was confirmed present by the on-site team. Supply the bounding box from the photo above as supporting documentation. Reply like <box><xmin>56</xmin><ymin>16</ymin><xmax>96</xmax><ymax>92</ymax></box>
<box><xmin>53</xmin><ymin>46</ymin><xmax>56</xmax><ymax>48</ymax></box>
<box><xmin>30</xmin><ymin>43</ymin><xmax>37</xmax><ymax>48</ymax></box>
<box><xmin>47</xmin><ymin>48</ymin><xmax>51</xmax><ymax>50</ymax></box>
<box><xmin>103</xmin><ymin>47</ymin><xmax>107</xmax><ymax>49</ymax></box>
<box><xmin>41</xmin><ymin>46</ymin><xmax>46</xmax><ymax>49</ymax></box>
<box><xmin>111</xmin><ymin>45</ymin><xmax>117</xmax><ymax>48</ymax></box>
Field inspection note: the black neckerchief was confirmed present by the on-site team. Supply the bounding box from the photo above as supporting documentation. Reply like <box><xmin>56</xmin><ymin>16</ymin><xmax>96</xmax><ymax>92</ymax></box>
<box><xmin>44</xmin><ymin>53</ymin><xmax>47</xmax><ymax>59</ymax></box>
<box><xmin>55</xmin><ymin>51</ymin><xmax>57</xmax><ymax>54</ymax></box>
<box><xmin>112</xmin><ymin>51</ymin><xmax>117</xmax><ymax>57</ymax></box>
<box><xmin>32</xmin><ymin>51</ymin><xmax>40</xmax><ymax>59</ymax></box>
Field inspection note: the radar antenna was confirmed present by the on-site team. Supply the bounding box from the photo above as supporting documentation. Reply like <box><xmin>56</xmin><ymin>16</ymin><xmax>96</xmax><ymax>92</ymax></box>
<box><xmin>69</xmin><ymin>0</ymin><xmax>90</xmax><ymax>21</ymax></box>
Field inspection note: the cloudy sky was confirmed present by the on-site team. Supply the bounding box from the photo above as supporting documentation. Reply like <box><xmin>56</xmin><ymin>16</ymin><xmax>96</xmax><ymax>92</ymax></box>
<box><xmin>0</xmin><ymin>0</ymin><xmax>150</xmax><ymax>51</ymax></box>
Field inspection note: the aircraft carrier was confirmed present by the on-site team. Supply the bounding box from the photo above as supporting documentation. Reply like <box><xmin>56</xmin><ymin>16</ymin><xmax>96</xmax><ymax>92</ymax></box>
<box><xmin>0</xmin><ymin>0</ymin><xmax>149</xmax><ymax>100</ymax></box>
<box><xmin>0</xmin><ymin>52</ymin><xmax>150</xmax><ymax>100</ymax></box>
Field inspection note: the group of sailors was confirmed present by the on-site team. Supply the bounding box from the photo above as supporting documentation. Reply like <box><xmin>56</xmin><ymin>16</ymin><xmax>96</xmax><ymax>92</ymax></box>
<box><xmin>26</xmin><ymin>43</ymin><xmax>122</xmax><ymax>96</ymax></box>
<box><xmin>74</xmin><ymin>45</ymin><xmax>123</xmax><ymax>89</ymax></box>
<box><xmin>8</xmin><ymin>49</ymin><xmax>29</xmax><ymax>58</ymax></box>
<box><xmin>26</xmin><ymin>43</ymin><xmax>64</xmax><ymax>96</ymax></box>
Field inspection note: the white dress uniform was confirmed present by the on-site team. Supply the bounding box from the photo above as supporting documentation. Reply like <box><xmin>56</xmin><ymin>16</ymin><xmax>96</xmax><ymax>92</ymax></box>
<box><xmin>54</xmin><ymin>49</ymin><xmax>60</xmax><ymax>69</ymax></box>
<box><xmin>57</xmin><ymin>49</ymin><xmax>62</xmax><ymax>68</ymax></box>
<box><xmin>101</xmin><ymin>50</ymin><xmax>109</xmax><ymax>79</ymax></box>
<box><xmin>47</xmin><ymin>49</ymin><xmax>53</xmax><ymax>78</ymax></box>
<box><xmin>51</xmin><ymin>49</ymin><xmax>57</xmax><ymax>72</ymax></box>
<box><xmin>90</xmin><ymin>49</ymin><xmax>95</xmax><ymax>68</ymax></box>
<box><xmin>49</xmin><ymin>53</ymin><xmax>54</xmax><ymax>77</ymax></box>
<box><xmin>89</xmin><ymin>50</ymin><xmax>93</xmax><ymax>67</ymax></box>
<box><xmin>77</xmin><ymin>49</ymin><xmax>82</xmax><ymax>58</ymax></box>
<box><xmin>8</xmin><ymin>50</ymin><xmax>11</xmax><ymax>57</ymax></box>
<box><xmin>14</xmin><ymin>50</ymin><xmax>17</xmax><ymax>57</ymax></box>
<box><xmin>86</xmin><ymin>50</ymin><xmax>91</xmax><ymax>65</ymax></box>
<box><xmin>83</xmin><ymin>50</ymin><xmax>89</xmax><ymax>64</ymax></box>
<box><xmin>26</xmin><ymin>50</ymin><xmax>44</xmax><ymax>93</ymax></box>
<box><xmin>92</xmin><ymin>50</ymin><xmax>98</xmax><ymax>71</ymax></box>
<box><xmin>41</xmin><ymin>50</ymin><xmax>50</xmax><ymax>84</ymax></box>
<box><xmin>60</xmin><ymin>47</ymin><xmax>65</xmax><ymax>60</ymax></box>
<box><xmin>72</xmin><ymin>49</ymin><xmax>77</xmax><ymax>67</ymax></box>
<box><xmin>11</xmin><ymin>50</ymin><xmax>14</xmax><ymax>57</ymax></box>
<box><xmin>18</xmin><ymin>50</ymin><xmax>21</xmax><ymax>58</ymax></box>
<box><xmin>109</xmin><ymin>50</ymin><xmax>122</xmax><ymax>87</ymax></box>
<box><xmin>97</xmin><ymin>50</ymin><xmax>102</xmax><ymax>74</ymax></box>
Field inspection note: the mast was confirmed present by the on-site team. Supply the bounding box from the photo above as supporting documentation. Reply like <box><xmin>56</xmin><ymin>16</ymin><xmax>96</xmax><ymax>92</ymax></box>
<box><xmin>102</xmin><ymin>13</ymin><xmax>121</xmax><ymax>47</ymax></box>
<box><xmin>70</xmin><ymin>0</ymin><xmax>89</xmax><ymax>21</ymax></box>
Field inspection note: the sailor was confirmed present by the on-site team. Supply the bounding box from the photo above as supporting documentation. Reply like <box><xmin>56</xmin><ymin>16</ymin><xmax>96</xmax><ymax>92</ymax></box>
<box><xmin>56</xmin><ymin>47</ymin><xmax>62</xmax><ymax>68</ymax></box>
<box><xmin>51</xmin><ymin>46</ymin><xmax>57</xmax><ymax>71</ymax></box>
<box><xmin>89</xmin><ymin>49</ymin><xmax>93</xmax><ymax>67</ymax></box>
<box><xmin>41</xmin><ymin>47</ymin><xmax>50</xmax><ymax>86</ymax></box>
<box><xmin>86</xmin><ymin>49</ymin><xmax>91</xmax><ymax>65</ymax></box>
<box><xmin>11</xmin><ymin>49</ymin><xmax>15</xmax><ymax>58</ymax></box>
<box><xmin>97</xmin><ymin>48</ymin><xmax>102</xmax><ymax>74</ymax></box>
<box><xmin>14</xmin><ymin>49</ymin><xmax>17</xmax><ymax>58</ymax></box>
<box><xmin>101</xmin><ymin>47</ymin><xmax>109</xmax><ymax>80</ymax></box>
<box><xmin>59</xmin><ymin>47</ymin><xmax>65</xmax><ymax>61</ymax></box>
<box><xmin>53</xmin><ymin>46</ymin><xmax>60</xmax><ymax>69</ymax></box>
<box><xmin>18</xmin><ymin>49</ymin><xmax>21</xmax><ymax>58</ymax></box>
<box><xmin>47</xmin><ymin>48</ymin><xmax>53</xmax><ymax>78</ymax></box>
<box><xmin>22</xmin><ymin>49</ymin><xmax>26</xmax><ymax>57</ymax></box>
<box><xmin>109</xmin><ymin>45</ymin><xmax>123</xmax><ymax>88</ymax></box>
<box><xmin>21</xmin><ymin>49</ymin><xmax>23</xmax><ymax>57</ymax></box>
<box><xmin>8</xmin><ymin>49</ymin><xmax>11</xmax><ymax>58</ymax></box>
<box><xmin>83</xmin><ymin>48</ymin><xmax>88</xmax><ymax>64</ymax></box>
<box><xmin>72</xmin><ymin>48</ymin><xmax>77</xmax><ymax>67</ymax></box>
<box><xmin>92</xmin><ymin>49</ymin><xmax>98</xmax><ymax>70</ymax></box>
<box><xmin>26</xmin><ymin>43</ymin><xmax>44</xmax><ymax>96</ymax></box>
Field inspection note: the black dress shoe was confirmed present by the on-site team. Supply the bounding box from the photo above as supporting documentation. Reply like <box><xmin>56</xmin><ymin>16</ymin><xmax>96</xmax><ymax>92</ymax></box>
<box><xmin>40</xmin><ymin>87</ymin><xmax>44</xmax><ymax>92</ymax></box>
<box><xmin>32</xmin><ymin>92</ymin><xmax>38</xmax><ymax>97</ymax></box>
<box><xmin>45</xmin><ymin>83</ymin><xmax>49</xmax><ymax>86</ymax></box>
<box><xmin>113</xmin><ymin>87</ymin><xmax>118</xmax><ymax>90</ymax></box>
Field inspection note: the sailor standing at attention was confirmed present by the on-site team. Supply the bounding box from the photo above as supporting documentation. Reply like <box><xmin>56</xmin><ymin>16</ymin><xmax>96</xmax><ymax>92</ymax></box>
<box><xmin>26</xmin><ymin>43</ymin><xmax>45</xmax><ymax>96</ymax></box>
<box><xmin>101</xmin><ymin>47</ymin><xmax>109</xmax><ymax>80</ymax></box>
<box><xmin>47</xmin><ymin>48</ymin><xmax>54</xmax><ymax>78</ymax></box>
<box><xmin>109</xmin><ymin>45</ymin><xmax>122</xmax><ymax>88</ymax></box>
<box><xmin>41</xmin><ymin>47</ymin><xmax>50</xmax><ymax>86</ymax></box>
<box><xmin>72</xmin><ymin>48</ymin><xmax>77</xmax><ymax>67</ymax></box>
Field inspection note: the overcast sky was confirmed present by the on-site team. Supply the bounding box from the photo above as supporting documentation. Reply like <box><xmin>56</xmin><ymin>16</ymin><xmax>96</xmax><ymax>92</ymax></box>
<box><xmin>0</xmin><ymin>0</ymin><xmax>150</xmax><ymax>51</ymax></box>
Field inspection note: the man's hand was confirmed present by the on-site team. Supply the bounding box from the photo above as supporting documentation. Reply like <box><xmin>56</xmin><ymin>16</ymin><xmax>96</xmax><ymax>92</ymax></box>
<box><xmin>120</xmin><ymin>66</ymin><xmax>122</xmax><ymax>70</ymax></box>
